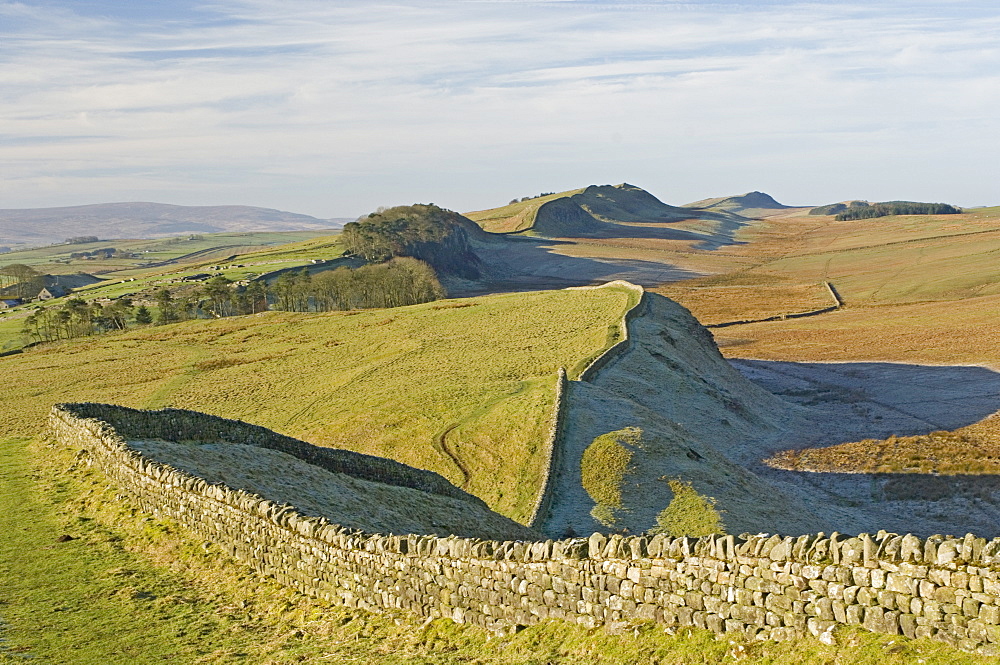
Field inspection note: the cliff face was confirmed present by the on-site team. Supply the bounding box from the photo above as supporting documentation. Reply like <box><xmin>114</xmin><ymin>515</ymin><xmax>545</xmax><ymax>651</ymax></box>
<box><xmin>406</xmin><ymin>222</ymin><xmax>483</xmax><ymax>279</ymax></box>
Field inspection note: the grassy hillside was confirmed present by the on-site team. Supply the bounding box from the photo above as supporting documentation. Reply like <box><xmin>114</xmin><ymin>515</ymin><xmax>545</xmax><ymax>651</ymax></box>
<box><xmin>2</xmin><ymin>436</ymin><xmax>991</xmax><ymax>663</ymax></box>
<box><xmin>466</xmin><ymin>184</ymin><xmax>695</xmax><ymax>237</ymax></box>
<box><xmin>684</xmin><ymin>191</ymin><xmax>797</xmax><ymax>218</ymax></box>
<box><xmin>0</xmin><ymin>284</ymin><xmax>634</xmax><ymax>524</ymax></box>
<box><xmin>651</xmin><ymin>206</ymin><xmax>1000</xmax><ymax>366</ymax></box>
<box><xmin>0</xmin><ymin>232</ymin><xmax>348</xmax><ymax>353</ymax></box>
<box><xmin>765</xmin><ymin>410</ymin><xmax>1000</xmax><ymax>475</ymax></box>
<box><xmin>1</xmin><ymin>230</ymin><xmax>334</xmax><ymax>276</ymax></box>
<box><xmin>465</xmin><ymin>189</ymin><xmax>586</xmax><ymax>233</ymax></box>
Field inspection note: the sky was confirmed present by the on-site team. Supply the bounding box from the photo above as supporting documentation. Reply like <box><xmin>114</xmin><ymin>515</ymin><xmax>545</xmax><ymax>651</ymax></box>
<box><xmin>2</xmin><ymin>0</ymin><xmax>999</xmax><ymax>219</ymax></box>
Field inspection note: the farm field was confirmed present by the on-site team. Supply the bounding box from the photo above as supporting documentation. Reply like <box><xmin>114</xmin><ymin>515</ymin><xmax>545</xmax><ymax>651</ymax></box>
<box><xmin>653</xmin><ymin>282</ymin><xmax>835</xmax><ymax>326</ymax></box>
<box><xmin>710</xmin><ymin>295</ymin><xmax>1000</xmax><ymax>367</ymax></box>
<box><xmin>2</xmin><ymin>230</ymin><xmax>334</xmax><ymax>275</ymax></box>
<box><xmin>620</xmin><ymin>206</ymin><xmax>1000</xmax><ymax>365</ymax></box>
<box><xmin>650</xmin><ymin>207</ymin><xmax>1000</xmax><ymax>478</ymax></box>
<box><xmin>0</xmin><ymin>232</ymin><xmax>348</xmax><ymax>352</ymax></box>
<box><xmin>0</xmin><ymin>284</ymin><xmax>635</xmax><ymax>524</ymax></box>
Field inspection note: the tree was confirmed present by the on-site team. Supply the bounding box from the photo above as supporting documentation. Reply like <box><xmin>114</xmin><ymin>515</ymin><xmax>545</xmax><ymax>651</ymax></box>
<box><xmin>102</xmin><ymin>300</ymin><xmax>132</xmax><ymax>331</ymax></box>
<box><xmin>135</xmin><ymin>306</ymin><xmax>153</xmax><ymax>325</ymax></box>
<box><xmin>63</xmin><ymin>298</ymin><xmax>94</xmax><ymax>337</ymax></box>
<box><xmin>201</xmin><ymin>275</ymin><xmax>234</xmax><ymax>317</ymax></box>
<box><xmin>154</xmin><ymin>287</ymin><xmax>178</xmax><ymax>324</ymax></box>
<box><xmin>0</xmin><ymin>264</ymin><xmax>41</xmax><ymax>298</ymax></box>
<box><xmin>244</xmin><ymin>280</ymin><xmax>268</xmax><ymax>314</ymax></box>
<box><xmin>273</xmin><ymin>271</ymin><xmax>300</xmax><ymax>311</ymax></box>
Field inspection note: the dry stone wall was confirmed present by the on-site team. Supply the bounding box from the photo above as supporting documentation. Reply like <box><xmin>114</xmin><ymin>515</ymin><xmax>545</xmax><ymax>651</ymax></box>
<box><xmin>707</xmin><ymin>281</ymin><xmax>843</xmax><ymax>329</ymax></box>
<box><xmin>49</xmin><ymin>403</ymin><xmax>1000</xmax><ymax>653</ymax></box>
<box><xmin>526</xmin><ymin>367</ymin><xmax>568</xmax><ymax>529</ymax></box>
<box><xmin>528</xmin><ymin>281</ymin><xmax>644</xmax><ymax>528</ymax></box>
<box><xmin>577</xmin><ymin>281</ymin><xmax>647</xmax><ymax>382</ymax></box>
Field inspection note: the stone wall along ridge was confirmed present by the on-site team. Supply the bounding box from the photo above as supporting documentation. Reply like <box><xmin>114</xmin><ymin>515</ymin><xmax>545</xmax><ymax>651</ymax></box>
<box><xmin>49</xmin><ymin>402</ymin><xmax>1000</xmax><ymax>653</ymax></box>
<box><xmin>573</xmin><ymin>280</ymin><xmax>647</xmax><ymax>383</ymax></box>
<box><xmin>525</xmin><ymin>280</ymin><xmax>644</xmax><ymax>528</ymax></box>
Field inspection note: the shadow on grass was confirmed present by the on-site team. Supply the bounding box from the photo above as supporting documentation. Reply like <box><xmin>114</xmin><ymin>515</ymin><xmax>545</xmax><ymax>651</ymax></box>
<box><xmin>732</xmin><ymin>359</ymin><xmax>1000</xmax><ymax>535</ymax></box>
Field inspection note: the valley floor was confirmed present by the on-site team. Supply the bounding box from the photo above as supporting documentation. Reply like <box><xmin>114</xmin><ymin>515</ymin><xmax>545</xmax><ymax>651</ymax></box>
<box><xmin>731</xmin><ymin>359</ymin><xmax>1000</xmax><ymax>537</ymax></box>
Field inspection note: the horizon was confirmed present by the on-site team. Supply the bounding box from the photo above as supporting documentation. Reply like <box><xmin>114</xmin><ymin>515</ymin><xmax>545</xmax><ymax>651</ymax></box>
<box><xmin>0</xmin><ymin>186</ymin><xmax>991</xmax><ymax>222</ymax></box>
<box><xmin>3</xmin><ymin>1</ymin><xmax>999</xmax><ymax>218</ymax></box>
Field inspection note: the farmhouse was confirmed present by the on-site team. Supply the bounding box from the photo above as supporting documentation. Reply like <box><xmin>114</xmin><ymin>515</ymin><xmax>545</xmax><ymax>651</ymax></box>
<box><xmin>36</xmin><ymin>286</ymin><xmax>67</xmax><ymax>300</ymax></box>
<box><xmin>0</xmin><ymin>298</ymin><xmax>22</xmax><ymax>309</ymax></box>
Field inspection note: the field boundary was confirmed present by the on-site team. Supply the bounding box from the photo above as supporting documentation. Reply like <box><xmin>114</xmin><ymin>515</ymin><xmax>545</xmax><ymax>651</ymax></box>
<box><xmin>49</xmin><ymin>401</ymin><xmax>1000</xmax><ymax>652</ymax></box>
<box><xmin>707</xmin><ymin>281</ymin><xmax>841</xmax><ymax>329</ymax></box>
<box><xmin>575</xmin><ymin>281</ymin><xmax>647</xmax><ymax>381</ymax></box>
<box><xmin>526</xmin><ymin>281</ymin><xmax>645</xmax><ymax>530</ymax></box>
<box><xmin>526</xmin><ymin>368</ymin><xmax>567</xmax><ymax>529</ymax></box>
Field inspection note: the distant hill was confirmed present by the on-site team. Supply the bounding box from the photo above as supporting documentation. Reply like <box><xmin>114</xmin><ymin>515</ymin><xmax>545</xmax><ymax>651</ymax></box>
<box><xmin>0</xmin><ymin>202</ymin><xmax>345</xmax><ymax>249</ymax></box>
<box><xmin>466</xmin><ymin>183</ymin><xmax>703</xmax><ymax>237</ymax></box>
<box><xmin>684</xmin><ymin>191</ymin><xmax>798</xmax><ymax>218</ymax></box>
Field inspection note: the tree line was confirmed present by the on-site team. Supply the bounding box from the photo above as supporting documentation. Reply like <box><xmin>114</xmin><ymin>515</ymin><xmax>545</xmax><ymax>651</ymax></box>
<box><xmin>20</xmin><ymin>257</ymin><xmax>445</xmax><ymax>343</ymax></box>
<box><xmin>22</xmin><ymin>297</ymin><xmax>150</xmax><ymax>343</ymax></box>
<box><xmin>834</xmin><ymin>201</ymin><xmax>962</xmax><ymax>221</ymax></box>
<box><xmin>270</xmin><ymin>258</ymin><xmax>444</xmax><ymax>312</ymax></box>
<box><xmin>154</xmin><ymin>257</ymin><xmax>445</xmax><ymax>323</ymax></box>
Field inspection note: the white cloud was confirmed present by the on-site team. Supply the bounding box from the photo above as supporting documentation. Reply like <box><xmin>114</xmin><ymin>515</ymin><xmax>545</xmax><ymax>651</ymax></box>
<box><xmin>1</xmin><ymin>0</ymin><xmax>999</xmax><ymax>215</ymax></box>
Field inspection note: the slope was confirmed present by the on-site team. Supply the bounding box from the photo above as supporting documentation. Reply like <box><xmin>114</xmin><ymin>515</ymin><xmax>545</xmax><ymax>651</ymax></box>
<box><xmin>544</xmin><ymin>292</ymin><xmax>821</xmax><ymax>538</ymax></box>
<box><xmin>664</xmin><ymin>204</ymin><xmax>1000</xmax><ymax>362</ymax></box>
<box><xmin>543</xmin><ymin>290</ymin><xmax>1000</xmax><ymax>540</ymax></box>
<box><xmin>466</xmin><ymin>183</ymin><xmax>741</xmax><ymax>242</ymax></box>
<box><xmin>0</xmin><ymin>283</ymin><xmax>635</xmax><ymax>525</ymax></box>
<box><xmin>465</xmin><ymin>189</ymin><xmax>587</xmax><ymax>233</ymax></box>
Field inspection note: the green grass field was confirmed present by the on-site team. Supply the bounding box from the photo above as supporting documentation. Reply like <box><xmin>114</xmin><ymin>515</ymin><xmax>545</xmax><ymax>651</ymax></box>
<box><xmin>1</xmin><ymin>231</ymin><xmax>334</xmax><ymax>275</ymax></box>
<box><xmin>0</xmin><ymin>284</ymin><xmax>633</xmax><ymax>523</ymax></box>
<box><xmin>0</xmin><ymin>232</ymin><xmax>348</xmax><ymax>353</ymax></box>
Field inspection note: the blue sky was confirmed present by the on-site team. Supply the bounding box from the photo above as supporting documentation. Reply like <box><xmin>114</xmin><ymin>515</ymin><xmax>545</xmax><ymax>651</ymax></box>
<box><xmin>2</xmin><ymin>1</ymin><xmax>998</xmax><ymax>218</ymax></box>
